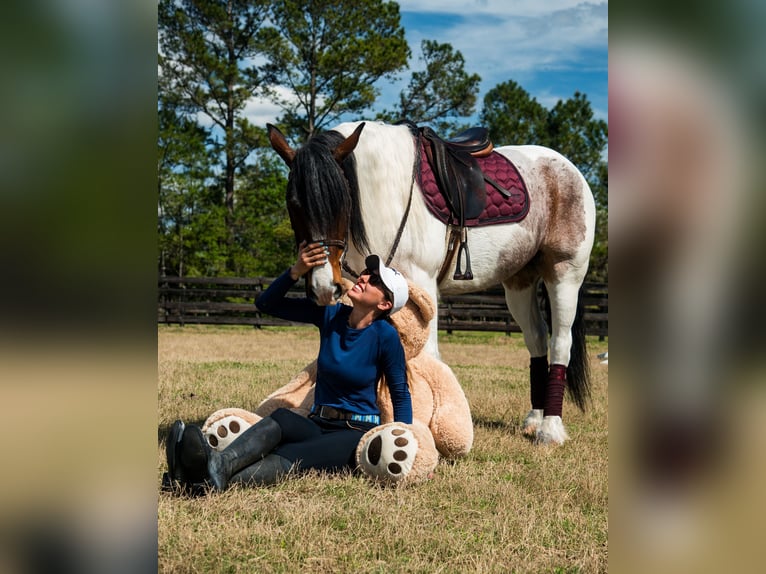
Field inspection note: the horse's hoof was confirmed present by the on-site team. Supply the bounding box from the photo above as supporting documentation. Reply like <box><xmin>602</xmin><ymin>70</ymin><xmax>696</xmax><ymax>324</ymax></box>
<box><xmin>521</xmin><ymin>425</ymin><xmax>537</xmax><ymax>437</ymax></box>
<box><xmin>534</xmin><ymin>416</ymin><xmax>569</xmax><ymax>445</ymax></box>
<box><xmin>521</xmin><ymin>409</ymin><xmax>543</xmax><ymax>437</ymax></box>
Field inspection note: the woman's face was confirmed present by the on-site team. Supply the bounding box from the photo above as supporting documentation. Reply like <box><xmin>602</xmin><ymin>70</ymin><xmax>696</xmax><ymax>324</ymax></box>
<box><xmin>347</xmin><ymin>270</ymin><xmax>392</xmax><ymax>313</ymax></box>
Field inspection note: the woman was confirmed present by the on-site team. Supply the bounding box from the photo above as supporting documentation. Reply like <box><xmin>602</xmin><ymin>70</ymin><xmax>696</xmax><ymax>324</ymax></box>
<box><xmin>165</xmin><ymin>242</ymin><xmax>412</xmax><ymax>491</ymax></box>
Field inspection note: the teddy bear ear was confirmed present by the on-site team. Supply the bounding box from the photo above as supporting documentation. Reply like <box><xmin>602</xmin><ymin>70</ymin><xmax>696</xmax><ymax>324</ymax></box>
<box><xmin>404</xmin><ymin>280</ymin><xmax>435</xmax><ymax>323</ymax></box>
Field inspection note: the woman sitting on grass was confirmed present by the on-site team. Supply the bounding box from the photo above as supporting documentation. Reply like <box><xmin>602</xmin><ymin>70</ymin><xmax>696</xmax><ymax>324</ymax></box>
<box><xmin>165</xmin><ymin>241</ymin><xmax>412</xmax><ymax>491</ymax></box>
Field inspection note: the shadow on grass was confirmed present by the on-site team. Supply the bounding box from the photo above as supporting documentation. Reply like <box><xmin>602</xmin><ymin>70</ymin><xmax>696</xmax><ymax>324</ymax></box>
<box><xmin>471</xmin><ymin>414</ymin><xmax>540</xmax><ymax>443</ymax></box>
<box><xmin>472</xmin><ymin>415</ymin><xmax>520</xmax><ymax>432</ymax></box>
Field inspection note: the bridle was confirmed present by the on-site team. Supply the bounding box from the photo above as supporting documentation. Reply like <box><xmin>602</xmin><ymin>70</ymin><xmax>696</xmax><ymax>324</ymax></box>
<box><xmin>308</xmin><ymin>129</ymin><xmax>419</xmax><ymax>281</ymax></box>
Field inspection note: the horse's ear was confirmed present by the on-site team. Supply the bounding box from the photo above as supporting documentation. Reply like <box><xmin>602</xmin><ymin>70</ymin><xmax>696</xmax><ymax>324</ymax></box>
<box><xmin>267</xmin><ymin>123</ymin><xmax>295</xmax><ymax>166</ymax></box>
<box><xmin>332</xmin><ymin>122</ymin><xmax>365</xmax><ymax>164</ymax></box>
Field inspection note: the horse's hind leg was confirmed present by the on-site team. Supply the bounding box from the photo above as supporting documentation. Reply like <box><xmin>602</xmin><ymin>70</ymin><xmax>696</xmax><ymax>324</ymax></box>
<box><xmin>536</xmin><ymin>272</ymin><xmax>587</xmax><ymax>445</ymax></box>
<box><xmin>504</xmin><ymin>281</ymin><xmax>549</xmax><ymax>437</ymax></box>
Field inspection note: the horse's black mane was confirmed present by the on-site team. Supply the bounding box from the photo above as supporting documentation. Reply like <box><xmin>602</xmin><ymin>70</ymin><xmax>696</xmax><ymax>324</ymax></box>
<box><xmin>287</xmin><ymin>130</ymin><xmax>369</xmax><ymax>254</ymax></box>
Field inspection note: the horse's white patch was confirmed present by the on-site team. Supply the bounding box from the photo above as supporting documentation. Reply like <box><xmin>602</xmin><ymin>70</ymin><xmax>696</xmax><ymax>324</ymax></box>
<box><xmin>536</xmin><ymin>416</ymin><xmax>570</xmax><ymax>445</ymax></box>
<box><xmin>310</xmin><ymin>263</ymin><xmax>337</xmax><ymax>305</ymax></box>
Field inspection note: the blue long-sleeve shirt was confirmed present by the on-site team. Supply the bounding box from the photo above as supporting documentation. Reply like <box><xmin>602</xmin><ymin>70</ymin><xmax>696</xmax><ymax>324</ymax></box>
<box><xmin>255</xmin><ymin>270</ymin><xmax>413</xmax><ymax>424</ymax></box>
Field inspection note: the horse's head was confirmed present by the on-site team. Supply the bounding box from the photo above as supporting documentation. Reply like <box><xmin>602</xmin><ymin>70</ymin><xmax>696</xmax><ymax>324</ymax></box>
<box><xmin>268</xmin><ymin>122</ymin><xmax>367</xmax><ymax>305</ymax></box>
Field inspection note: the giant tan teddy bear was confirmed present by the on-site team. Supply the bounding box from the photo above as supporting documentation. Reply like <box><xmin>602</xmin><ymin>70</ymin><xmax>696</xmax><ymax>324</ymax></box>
<box><xmin>201</xmin><ymin>280</ymin><xmax>474</xmax><ymax>486</ymax></box>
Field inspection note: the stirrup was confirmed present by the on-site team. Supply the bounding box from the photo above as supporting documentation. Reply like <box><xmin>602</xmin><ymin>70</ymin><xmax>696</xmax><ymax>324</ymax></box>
<box><xmin>453</xmin><ymin>230</ymin><xmax>474</xmax><ymax>280</ymax></box>
<box><xmin>453</xmin><ymin>243</ymin><xmax>474</xmax><ymax>280</ymax></box>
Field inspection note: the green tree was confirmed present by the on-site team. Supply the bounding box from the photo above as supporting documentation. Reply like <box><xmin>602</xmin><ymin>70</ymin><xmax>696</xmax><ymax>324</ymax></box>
<box><xmin>481</xmin><ymin>81</ymin><xmax>608</xmax><ymax>280</ymax></box>
<box><xmin>157</xmin><ymin>103</ymin><xmax>218</xmax><ymax>276</ymax></box>
<box><xmin>590</xmin><ymin>162</ymin><xmax>608</xmax><ymax>282</ymax></box>
<box><xmin>158</xmin><ymin>0</ymin><xmax>270</xmax><ymax>217</ymax></box>
<box><xmin>546</xmin><ymin>92</ymin><xmax>608</xmax><ymax>187</ymax></box>
<box><xmin>377</xmin><ymin>39</ymin><xmax>481</xmax><ymax>135</ymax></box>
<box><xmin>229</xmin><ymin>154</ymin><xmax>293</xmax><ymax>277</ymax></box>
<box><xmin>480</xmin><ymin>80</ymin><xmax>548</xmax><ymax>145</ymax></box>
<box><xmin>260</xmin><ymin>0</ymin><xmax>409</xmax><ymax>141</ymax></box>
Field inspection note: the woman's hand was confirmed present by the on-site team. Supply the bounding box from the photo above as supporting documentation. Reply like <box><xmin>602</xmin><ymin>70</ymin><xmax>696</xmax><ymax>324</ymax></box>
<box><xmin>289</xmin><ymin>241</ymin><xmax>329</xmax><ymax>280</ymax></box>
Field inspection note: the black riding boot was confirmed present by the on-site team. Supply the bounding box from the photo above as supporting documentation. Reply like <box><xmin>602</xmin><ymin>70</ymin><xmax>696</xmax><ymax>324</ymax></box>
<box><xmin>166</xmin><ymin>420</ymin><xmax>209</xmax><ymax>486</ymax></box>
<box><xmin>208</xmin><ymin>416</ymin><xmax>283</xmax><ymax>491</ymax></box>
<box><xmin>228</xmin><ymin>454</ymin><xmax>293</xmax><ymax>487</ymax></box>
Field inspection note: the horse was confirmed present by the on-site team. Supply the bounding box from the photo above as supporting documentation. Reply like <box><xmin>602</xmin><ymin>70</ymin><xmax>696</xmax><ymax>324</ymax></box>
<box><xmin>267</xmin><ymin>120</ymin><xmax>596</xmax><ymax>445</ymax></box>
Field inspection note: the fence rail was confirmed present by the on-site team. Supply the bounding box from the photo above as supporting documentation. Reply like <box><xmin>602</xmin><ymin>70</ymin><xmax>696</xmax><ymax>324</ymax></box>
<box><xmin>158</xmin><ymin>276</ymin><xmax>608</xmax><ymax>337</ymax></box>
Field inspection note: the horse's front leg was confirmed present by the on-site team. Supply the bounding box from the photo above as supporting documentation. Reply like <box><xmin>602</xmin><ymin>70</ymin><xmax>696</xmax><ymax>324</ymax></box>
<box><xmin>410</xmin><ymin>269</ymin><xmax>441</xmax><ymax>359</ymax></box>
<box><xmin>424</xmin><ymin>315</ymin><xmax>441</xmax><ymax>358</ymax></box>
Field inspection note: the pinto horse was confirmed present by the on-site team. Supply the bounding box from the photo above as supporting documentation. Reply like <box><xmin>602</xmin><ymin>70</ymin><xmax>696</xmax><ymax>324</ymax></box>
<box><xmin>267</xmin><ymin>121</ymin><xmax>596</xmax><ymax>444</ymax></box>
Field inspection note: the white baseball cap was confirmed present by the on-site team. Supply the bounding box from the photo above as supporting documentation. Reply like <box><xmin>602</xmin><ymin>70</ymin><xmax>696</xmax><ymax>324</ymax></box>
<box><xmin>364</xmin><ymin>255</ymin><xmax>409</xmax><ymax>315</ymax></box>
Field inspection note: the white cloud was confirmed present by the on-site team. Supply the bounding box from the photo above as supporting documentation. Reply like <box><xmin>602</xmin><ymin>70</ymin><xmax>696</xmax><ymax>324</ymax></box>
<box><xmin>410</xmin><ymin>2</ymin><xmax>607</xmax><ymax>75</ymax></box>
<box><xmin>395</xmin><ymin>1</ymin><xmax>608</xmax><ymax>122</ymax></box>
<box><xmin>242</xmin><ymin>96</ymin><xmax>283</xmax><ymax>127</ymax></box>
<box><xmin>195</xmin><ymin>86</ymin><xmax>300</xmax><ymax>130</ymax></box>
<box><xmin>397</xmin><ymin>0</ymin><xmax>606</xmax><ymax>20</ymax></box>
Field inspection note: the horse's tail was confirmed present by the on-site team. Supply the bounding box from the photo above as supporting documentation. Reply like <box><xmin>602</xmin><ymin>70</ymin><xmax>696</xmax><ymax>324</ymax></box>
<box><xmin>566</xmin><ymin>290</ymin><xmax>591</xmax><ymax>412</ymax></box>
<box><xmin>540</xmin><ymin>283</ymin><xmax>591</xmax><ymax>412</ymax></box>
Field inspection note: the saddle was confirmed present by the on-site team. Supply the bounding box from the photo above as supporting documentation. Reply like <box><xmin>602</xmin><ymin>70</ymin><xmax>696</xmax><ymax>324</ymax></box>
<box><xmin>413</xmin><ymin>124</ymin><xmax>513</xmax><ymax>280</ymax></box>
<box><xmin>441</xmin><ymin>127</ymin><xmax>494</xmax><ymax>158</ymax></box>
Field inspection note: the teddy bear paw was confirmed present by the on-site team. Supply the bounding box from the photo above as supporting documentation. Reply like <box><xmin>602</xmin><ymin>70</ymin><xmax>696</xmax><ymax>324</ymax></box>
<box><xmin>356</xmin><ymin>423</ymin><xmax>419</xmax><ymax>485</ymax></box>
<box><xmin>203</xmin><ymin>415</ymin><xmax>252</xmax><ymax>451</ymax></box>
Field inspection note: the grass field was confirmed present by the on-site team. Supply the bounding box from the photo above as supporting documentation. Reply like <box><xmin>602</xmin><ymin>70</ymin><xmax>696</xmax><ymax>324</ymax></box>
<box><xmin>158</xmin><ymin>325</ymin><xmax>608</xmax><ymax>573</ymax></box>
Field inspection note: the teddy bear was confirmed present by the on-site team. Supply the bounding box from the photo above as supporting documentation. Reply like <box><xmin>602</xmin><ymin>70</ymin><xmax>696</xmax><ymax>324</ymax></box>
<box><xmin>201</xmin><ymin>279</ymin><xmax>474</xmax><ymax>486</ymax></box>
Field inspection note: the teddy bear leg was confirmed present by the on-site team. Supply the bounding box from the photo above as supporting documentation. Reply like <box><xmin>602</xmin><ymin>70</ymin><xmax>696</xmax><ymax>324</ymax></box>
<box><xmin>356</xmin><ymin>421</ymin><xmax>438</xmax><ymax>486</ymax></box>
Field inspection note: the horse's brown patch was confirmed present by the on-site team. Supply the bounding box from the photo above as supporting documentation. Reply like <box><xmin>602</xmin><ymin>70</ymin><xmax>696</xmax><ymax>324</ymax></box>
<box><xmin>537</xmin><ymin>160</ymin><xmax>588</xmax><ymax>280</ymax></box>
<box><xmin>505</xmin><ymin>252</ymin><xmax>544</xmax><ymax>291</ymax></box>
<box><xmin>502</xmin><ymin>158</ymin><xmax>588</xmax><ymax>289</ymax></box>
<box><xmin>542</xmin><ymin>161</ymin><xmax>587</xmax><ymax>249</ymax></box>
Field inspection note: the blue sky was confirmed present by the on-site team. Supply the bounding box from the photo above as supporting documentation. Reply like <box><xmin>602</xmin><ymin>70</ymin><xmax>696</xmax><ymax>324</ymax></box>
<box><xmin>386</xmin><ymin>0</ymin><xmax>608</xmax><ymax>122</ymax></box>
<box><xmin>245</xmin><ymin>1</ymin><xmax>608</xmax><ymax>130</ymax></box>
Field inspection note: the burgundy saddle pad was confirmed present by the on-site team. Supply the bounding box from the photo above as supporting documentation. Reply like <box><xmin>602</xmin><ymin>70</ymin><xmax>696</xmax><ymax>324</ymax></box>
<box><xmin>417</xmin><ymin>142</ymin><xmax>530</xmax><ymax>226</ymax></box>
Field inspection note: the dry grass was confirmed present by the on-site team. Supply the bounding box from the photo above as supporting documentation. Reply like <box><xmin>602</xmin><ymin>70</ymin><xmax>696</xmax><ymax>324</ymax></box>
<box><xmin>158</xmin><ymin>325</ymin><xmax>608</xmax><ymax>573</ymax></box>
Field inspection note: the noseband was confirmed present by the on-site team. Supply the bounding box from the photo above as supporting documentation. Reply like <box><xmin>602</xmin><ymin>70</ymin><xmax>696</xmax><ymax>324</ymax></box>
<box><xmin>311</xmin><ymin>238</ymin><xmax>348</xmax><ymax>273</ymax></box>
<box><xmin>315</xmin><ymin>237</ymin><xmax>358</xmax><ymax>279</ymax></box>
<box><xmin>313</xmin><ymin>238</ymin><xmax>347</xmax><ymax>256</ymax></box>
<box><xmin>302</xmin><ymin>238</ymin><xmax>347</xmax><ymax>298</ymax></box>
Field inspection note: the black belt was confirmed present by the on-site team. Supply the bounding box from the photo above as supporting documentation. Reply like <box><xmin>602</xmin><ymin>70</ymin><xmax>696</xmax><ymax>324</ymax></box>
<box><xmin>310</xmin><ymin>405</ymin><xmax>380</xmax><ymax>425</ymax></box>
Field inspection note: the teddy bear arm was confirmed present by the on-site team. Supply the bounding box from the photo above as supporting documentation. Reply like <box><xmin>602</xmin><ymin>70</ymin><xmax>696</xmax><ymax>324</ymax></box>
<box><xmin>254</xmin><ymin>362</ymin><xmax>317</xmax><ymax>418</ymax></box>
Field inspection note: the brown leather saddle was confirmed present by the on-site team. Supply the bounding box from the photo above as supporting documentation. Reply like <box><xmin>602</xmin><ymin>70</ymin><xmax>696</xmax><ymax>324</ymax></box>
<box><xmin>405</xmin><ymin>122</ymin><xmax>513</xmax><ymax>280</ymax></box>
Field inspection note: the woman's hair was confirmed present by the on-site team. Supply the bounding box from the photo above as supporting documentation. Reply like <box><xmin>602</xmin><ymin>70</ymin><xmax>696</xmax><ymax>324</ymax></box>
<box><xmin>363</xmin><ymin>268</ymin><xmax>394</xmax><ymax>320</ymax></box>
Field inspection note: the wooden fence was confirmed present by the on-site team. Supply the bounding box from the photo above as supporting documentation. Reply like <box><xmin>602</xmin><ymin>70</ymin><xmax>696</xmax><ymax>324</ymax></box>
<box><xmin>158</xmin><ymin>276</ymin><xmax>608</xmax><ymax>338</ymax></box>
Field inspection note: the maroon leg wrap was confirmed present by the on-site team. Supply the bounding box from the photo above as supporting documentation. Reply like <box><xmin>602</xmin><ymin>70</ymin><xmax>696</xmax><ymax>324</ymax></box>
<box><xmin>543</xmin><ymin>364</ymin><xmax>567</xmax><ymax>418</ymax></box>
<box><xmin>530</xmin><ymin>356</ymin><xmax>549</xmax><ymax>410</ymax></box>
